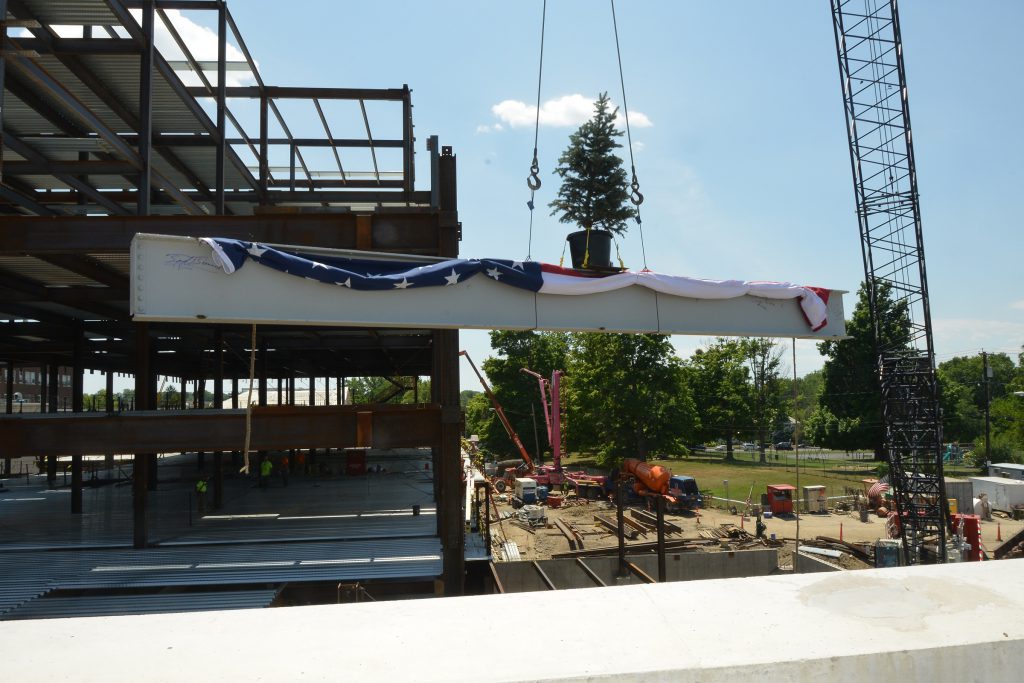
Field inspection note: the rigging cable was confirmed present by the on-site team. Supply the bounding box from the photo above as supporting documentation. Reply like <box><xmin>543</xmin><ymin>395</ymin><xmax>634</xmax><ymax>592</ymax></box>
<box><xmin>525</xmin><ymin>0</ymin><xmax>548</xmax><ymax>262</ymax></box>
<box><xmin>610</xmin><ymin>0</ymin><xmax>648</xmax><ymax>270</ymax></box>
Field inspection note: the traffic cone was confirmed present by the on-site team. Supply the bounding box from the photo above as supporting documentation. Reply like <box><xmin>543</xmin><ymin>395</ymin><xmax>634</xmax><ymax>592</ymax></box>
<box><xmin>997</xmin><ymin>523</ymin><xmax>1002</xmax><ymax>542</ymax></box>
<box><xmin>840</xmin><ymin>523</ymin><xmax>843</xmax><ymax>542</ymax></box>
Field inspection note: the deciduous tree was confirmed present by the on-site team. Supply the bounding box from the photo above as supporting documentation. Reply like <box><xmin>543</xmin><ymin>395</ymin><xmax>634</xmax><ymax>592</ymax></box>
<box><xmin>566</xmin><ymin>333</ymin><xmax>695</xmax><ymax>465</ymax></box>
<box><xmin>687</xmin><ymin>339</ymin><xmax>751</xmax><ymax>461</ymax></box>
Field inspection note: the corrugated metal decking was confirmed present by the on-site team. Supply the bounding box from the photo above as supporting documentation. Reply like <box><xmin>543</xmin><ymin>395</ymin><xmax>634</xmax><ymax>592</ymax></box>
<box><xmin>4</xmin><ymin>589</ymin><xmax>281</xmax><ymax>621</ymax></box>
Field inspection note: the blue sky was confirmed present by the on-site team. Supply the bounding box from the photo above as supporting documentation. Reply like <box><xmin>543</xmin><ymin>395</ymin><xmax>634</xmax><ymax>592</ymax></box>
<box><xmin>107</xmin><ymin>1</ymin><xmax>1024</xmax><ymax>392</ymax></box>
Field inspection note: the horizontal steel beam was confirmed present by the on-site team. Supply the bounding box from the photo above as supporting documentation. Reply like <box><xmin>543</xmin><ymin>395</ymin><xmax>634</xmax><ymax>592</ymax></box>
<box><xmin>186</xmin><ymin>86</ymin><xmax>409</xmax><ymax>101</ymax></box>
<box><xmin>0</xmin><ymin>285</ymin><xmax>122</xmax><ymax>305</ymax></box>
<box><xmin>16</xmin><ymin>135</ymin><xmax>405</xmax><ymax>149</ymax></box>
<box><xmin>0</xmin><ymin>405</ymin><xmax>442</xmax><ymax>457</ymax></box>
<box><xmin>26</xmin><ymin>189</ymin><xmax>427</xmax><ymax>204</ymax></box>
<box><xmin>121</xmin><ymin>1</ymin><xmax>223</xmax><ymax>10</ymax></box>
<box><xmin>1</xmin><ymin>160</ymin><xmax>138</xmax><ymax>175</ymax></box>
<box><xmin>8</xmin><ymin>37</ymin><xmax>140</xmax><ymax>55</ymax></box>
<box><xmin>0</xmin><ymin>213</ymin><xmax>443</xmax><ymax>254</ymax></box>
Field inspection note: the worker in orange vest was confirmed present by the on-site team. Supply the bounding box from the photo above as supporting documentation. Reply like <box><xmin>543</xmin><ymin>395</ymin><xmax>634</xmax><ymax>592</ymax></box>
<box><xmin>280</xmin><ymin>454</ymin><xmax>290</xmax><ymax>487</ymax></box>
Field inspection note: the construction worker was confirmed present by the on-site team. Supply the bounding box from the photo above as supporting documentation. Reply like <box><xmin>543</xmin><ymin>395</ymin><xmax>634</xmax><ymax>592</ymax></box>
<box><xmin>279</xmin><ymin>453</ymin><xmax>290</xmax><ymax>487</ymax></box>
<box><xmin>195</xmin><ymin>475</ymin><xmax>208</xmax><ymax>515</ymax></box>
<box><xmin>259</xmin><ymin>455</ymin><xmax>273</xmax><ymax>488</ymax></box>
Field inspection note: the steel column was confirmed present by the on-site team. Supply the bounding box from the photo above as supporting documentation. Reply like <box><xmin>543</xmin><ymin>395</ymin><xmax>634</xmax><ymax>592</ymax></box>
<box><xmin>43</xmin><ymin>362</ymin><xmax>55</xmax><ymax>485</ymax></box>
<box><xmin>214</xmin><ymin>328</ymin><xmax>224</xmax><ymax>509</ymax></box>
<box><xmin>133</xmin><ymin>323</ymin><xmax>151</xmax><ymax>549</ymax></box>
<box><xmin>4</xmin><ymin>361</ymin><xmax>11</xmax><ymax>415</ymax></box>
<box><xmin>138</xmin><ymin>0</ymin><xmax>154</xmax><ymax>216</ymax></box>
<box><xmin>39</xmin><ymin>364</ymin><xmax>47</xmax><ymax>414</ymax></box>
<box><xmin>3</xmin><ymin>360</ymin><xmax>10</xmax><ymax>476</ymax></box>
<box><xmin>47</xmin><ymin>361</ymin><xmax>58</xmax><ymax>413</ymax></box>
<box><xmin>215</xmin><ymin>3</ymin><xmax>227</xmax><ymax>214</ymax></box>
<box><xmin>0</xmin><ymin>0</ymin><xmax>7</xmax><ymax>183</ymax></box>
<box><xmin>71</xmin><ymin>326</ymin><xmax>83</xmax><ymax>513</ymax></box>
<box><xmin>104</xmin><ymin>369</ymin><xmax>114</xmax><ymax>472</ymax></box>
<box><xmin>432</xmin><ymin>329</ymin><xmax>463</xmax><ymax>596</ymax></box>
<box><xmin>257</xmin><ymin>337</ymin><xmax>267</xmax><ymax>479</ymax></box>
<box><xmin>259</xmin><ymin>93</ymin><xmax>268</xmax><ymax>203</ymax></box>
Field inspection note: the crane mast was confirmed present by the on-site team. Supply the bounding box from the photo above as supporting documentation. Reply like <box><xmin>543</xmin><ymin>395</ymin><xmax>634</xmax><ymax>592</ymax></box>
<box><xmin>831</xmin><ymin>0</ymin><xmax>947</xmax><ymax>563</ymax></box>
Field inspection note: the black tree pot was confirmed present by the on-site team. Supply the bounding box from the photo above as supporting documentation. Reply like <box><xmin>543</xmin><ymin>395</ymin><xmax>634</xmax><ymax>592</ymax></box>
<box><xmin>566</xmin><ymin>229</ymin><xmax>614</xmax><ymax>269</ymax></box>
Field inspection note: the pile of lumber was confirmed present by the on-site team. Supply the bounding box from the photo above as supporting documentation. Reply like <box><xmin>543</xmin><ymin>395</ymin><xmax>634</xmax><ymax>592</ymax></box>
<box><xmin>807</xmin><ymin>535</ymin><xmax>873</xmax><ymax>563</ymax></box>
<box><xmin>698</xmin><ymin>524</ymin><xmax>751</xmax><ymax>541</ymax></box>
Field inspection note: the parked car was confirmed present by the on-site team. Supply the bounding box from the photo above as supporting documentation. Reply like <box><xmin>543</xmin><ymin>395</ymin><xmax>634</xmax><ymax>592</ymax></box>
<box><xmin>711</xmin><ymin>444</ymin><xmax>728</xmax><ymax>452</ymax></box>
<box><xmin>775</xmin><ymin>441</ymin><xmax>793</xmax><ymax>450</ymax></box>
<box><xmin>742</xmin><ymin>442</ymin><xmax>755</xmax><ymax>451</ymax></box>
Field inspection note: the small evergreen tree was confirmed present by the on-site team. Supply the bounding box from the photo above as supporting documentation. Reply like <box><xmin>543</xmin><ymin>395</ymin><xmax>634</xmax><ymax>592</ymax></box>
<box><xmin>549</xmin><ymin>92</ymin><xmax>635</xmax><ymax>236</ymax></box>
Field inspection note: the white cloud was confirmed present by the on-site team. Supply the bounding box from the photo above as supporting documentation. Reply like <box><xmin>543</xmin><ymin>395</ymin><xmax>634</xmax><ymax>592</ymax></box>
<box><xmin>128</xmin><ymin>9</ymin><xmax>256</xmax><ymax>87</ymax></box>
<box><xmin>475</xmin><ymin>123</ymin><xmax>503</xmax><ymax>134</ymax></box>
<box><xmin>1012</xmin><ymin>300</ymin><xmax>1024</xmax><ymax>310</ymax></box>
<box><xmin>491</xmin><ymin>93</ymin><xmax>652</xmax><ymax>129</ymax></box>
<box><xmin>632</xmin><ymin>141</ymin><xmax>646</xmax><ymax>152</ymax></box>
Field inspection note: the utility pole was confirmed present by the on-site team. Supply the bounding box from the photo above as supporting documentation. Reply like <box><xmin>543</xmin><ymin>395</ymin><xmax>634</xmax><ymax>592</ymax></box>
<box><xmin>983</xmin><ymin>351</ymin><xmax>991</xmax><ymax>466</ymax></box>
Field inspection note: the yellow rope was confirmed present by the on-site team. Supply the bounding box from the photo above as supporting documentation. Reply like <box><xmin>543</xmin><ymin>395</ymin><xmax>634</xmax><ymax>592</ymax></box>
<box><xmin>241</xmin><ymin>324</ymin><xmax>257</xmax><ymax>474</ymax></box>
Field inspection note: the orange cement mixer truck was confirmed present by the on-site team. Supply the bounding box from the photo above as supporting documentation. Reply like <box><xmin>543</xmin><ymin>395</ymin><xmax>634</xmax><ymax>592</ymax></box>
<box><xmin>622</xmin><ymin>458</ymin><xmax>702</xmax><ymax>512</ymax></box>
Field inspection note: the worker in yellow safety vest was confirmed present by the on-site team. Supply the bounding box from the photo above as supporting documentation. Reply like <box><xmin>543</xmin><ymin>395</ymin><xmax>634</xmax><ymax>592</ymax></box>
<box><xmin>259</xmin><ymin>455</ymin><xmax>273</xmax><ymax>488</ymax></box>
<box><xmin>195</xmin><ymin>476</ymin><xmax>208</xmax><ymax>515</ymax></box>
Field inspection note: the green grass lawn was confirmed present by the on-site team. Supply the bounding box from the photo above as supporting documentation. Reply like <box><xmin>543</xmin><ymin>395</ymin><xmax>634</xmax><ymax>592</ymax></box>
<box><xmin>560</xmin><ymin>450</ymin><xmax>985</xmax><ymax>508</ymax></box>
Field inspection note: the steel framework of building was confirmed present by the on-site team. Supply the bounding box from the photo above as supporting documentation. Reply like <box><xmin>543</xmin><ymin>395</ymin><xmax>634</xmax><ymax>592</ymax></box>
<box><xmin>0</xmin><ymin>0</ymin><xmax>466</xmax><ymax>595</ymax></box>
<box><xmin>832</xmin><ymin>0</ymin><xmax>947</xmax><ymax>563</ymax></box>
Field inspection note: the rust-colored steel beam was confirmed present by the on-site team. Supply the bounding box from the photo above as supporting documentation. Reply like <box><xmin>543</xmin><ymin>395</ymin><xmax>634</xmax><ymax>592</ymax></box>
<box><xmin>0</xmin><ymin>405</ymin><xmax>441</xmax><ymax>457</ymax></box>
<box><xmin>0</xmin><ymin>213</ymin><xmax>443</xmax><ymax>255</ymax></box>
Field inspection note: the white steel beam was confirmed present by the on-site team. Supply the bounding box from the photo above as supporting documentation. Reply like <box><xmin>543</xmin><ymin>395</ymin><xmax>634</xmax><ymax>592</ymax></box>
<box><xmin>131</xmin><ymin>234</ymin><xmax>847</xmax><ymax>340</ymax></box>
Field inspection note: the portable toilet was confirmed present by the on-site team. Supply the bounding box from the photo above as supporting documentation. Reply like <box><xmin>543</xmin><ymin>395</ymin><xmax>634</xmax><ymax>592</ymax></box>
<box><xmin>767</xmin><ymin>484</ymin><xmax>795</xmax><ymax>515</ymax></box>
<box><xmin>803</xmin><ymin>485</ymin><xmax>827</xmax><ymax>513</ymax></box>
<box><xmin>515</xmin><ymin>477</ymin><xmax>538</xmax><ymax>505</ymax></box>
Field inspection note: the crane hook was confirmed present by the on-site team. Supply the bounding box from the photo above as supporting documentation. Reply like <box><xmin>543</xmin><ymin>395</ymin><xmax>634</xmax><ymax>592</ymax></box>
<box><xmin>629</xmin><ymin>178</ymin><xmax>644</xmax><ymax>206</ymax></box>
<box><xmin>527</xmin><ymin>159</ymin><xmax>542</xmax><ymax>191</ymax></box>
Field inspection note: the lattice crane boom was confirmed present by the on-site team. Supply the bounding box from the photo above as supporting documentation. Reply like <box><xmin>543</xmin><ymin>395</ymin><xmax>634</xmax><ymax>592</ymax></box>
<box><xmin>831</xmin><ymin>0</ymin><xmax>948</xmax><ymax>564</ymax></box>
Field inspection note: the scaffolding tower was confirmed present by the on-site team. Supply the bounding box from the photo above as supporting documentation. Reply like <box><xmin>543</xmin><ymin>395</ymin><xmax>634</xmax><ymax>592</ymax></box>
<box><xmin>831</xmin><ymin>0</ymin><xmax>947</xmax><ymax>563</ymax></box>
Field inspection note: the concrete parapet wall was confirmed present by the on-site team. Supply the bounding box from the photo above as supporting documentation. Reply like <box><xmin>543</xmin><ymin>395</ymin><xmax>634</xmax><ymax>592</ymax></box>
<box><xmin>3</xmin><ymin>560</ymin><xmax>1023</xmax><ymax>681</ymax></box>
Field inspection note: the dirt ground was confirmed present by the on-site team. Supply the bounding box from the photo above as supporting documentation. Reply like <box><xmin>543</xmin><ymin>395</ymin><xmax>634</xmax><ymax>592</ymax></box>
<box><xmin>489</xmin><ymin>493</ymin><xmax>1024</xmax><ymax>570</ymax></box>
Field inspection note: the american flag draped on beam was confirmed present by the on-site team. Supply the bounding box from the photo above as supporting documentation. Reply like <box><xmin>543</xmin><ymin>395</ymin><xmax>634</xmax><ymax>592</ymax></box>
<box><xmin>202</xmin><ymin>238</ymin><xmax>830</xmax><ymax>330</ymax></box>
